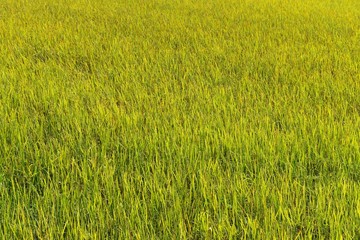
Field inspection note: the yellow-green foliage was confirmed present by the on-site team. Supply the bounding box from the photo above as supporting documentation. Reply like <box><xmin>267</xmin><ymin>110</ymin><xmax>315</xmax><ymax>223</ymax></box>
<box><xmin>0</xmin><ymin>0</ymin><xmax>359</xmax><ymax>239</ymax></box>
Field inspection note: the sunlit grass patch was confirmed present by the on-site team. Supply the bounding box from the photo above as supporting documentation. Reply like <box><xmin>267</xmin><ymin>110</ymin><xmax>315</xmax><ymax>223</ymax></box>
<box><xmin>0</xmin><ymin>0</ymin><xmax>359</xmax><ymax>238</ymax></box>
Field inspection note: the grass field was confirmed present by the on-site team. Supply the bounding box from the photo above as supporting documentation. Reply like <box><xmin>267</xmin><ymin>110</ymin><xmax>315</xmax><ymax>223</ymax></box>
<box><xmin>0</xmin><ymin>0</ymin><xmax>359</xmax><ymax>238</ymax></box>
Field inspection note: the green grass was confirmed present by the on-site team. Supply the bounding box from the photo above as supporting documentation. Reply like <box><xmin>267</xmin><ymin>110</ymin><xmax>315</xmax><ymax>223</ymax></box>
<box><xmin>0</xmin><ymin>0</ymin><xmax>359</xmax><ymax>238</ymax></box>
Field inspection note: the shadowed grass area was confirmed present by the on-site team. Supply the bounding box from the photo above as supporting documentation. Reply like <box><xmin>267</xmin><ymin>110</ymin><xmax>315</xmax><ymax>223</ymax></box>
<box><xmin>0</xmin><ymin>0</ymin><xmax>359</xmax><ymax>238</ymax></box>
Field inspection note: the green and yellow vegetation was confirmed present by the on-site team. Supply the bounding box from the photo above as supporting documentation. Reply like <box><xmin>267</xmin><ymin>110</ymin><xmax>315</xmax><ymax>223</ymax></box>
<box><xmin>0</xmin><ymin>0</ymin><xmax>359</xmax><ymax>238</ymax></box>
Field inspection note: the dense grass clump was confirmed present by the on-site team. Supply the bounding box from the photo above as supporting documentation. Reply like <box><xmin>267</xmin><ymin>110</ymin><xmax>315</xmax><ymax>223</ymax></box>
<box><xmin>0</xmin><ymin>0</ymin><xmax>359</xmax><ymax>238</ymax></box>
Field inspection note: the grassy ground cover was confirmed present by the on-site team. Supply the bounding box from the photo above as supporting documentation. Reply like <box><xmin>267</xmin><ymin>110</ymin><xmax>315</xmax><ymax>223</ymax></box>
<box><xmin>0</xmin><ymin>0</ymin><xmax>359</xmax><ymax>238</ymax></box>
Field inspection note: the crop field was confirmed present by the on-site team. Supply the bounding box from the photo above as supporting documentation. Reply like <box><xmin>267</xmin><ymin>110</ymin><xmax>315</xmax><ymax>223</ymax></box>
<box><xmin>0</xmin><ymin>0</ymin><xmax>359</xmax><ymax>239</ymax></box>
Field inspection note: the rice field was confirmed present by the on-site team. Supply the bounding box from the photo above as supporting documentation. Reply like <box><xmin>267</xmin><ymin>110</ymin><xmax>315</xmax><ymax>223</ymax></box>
<box><xmin>0</xmin><ymin>0</ymin><xmax>359</xmax><ymax>239</ymax></box>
